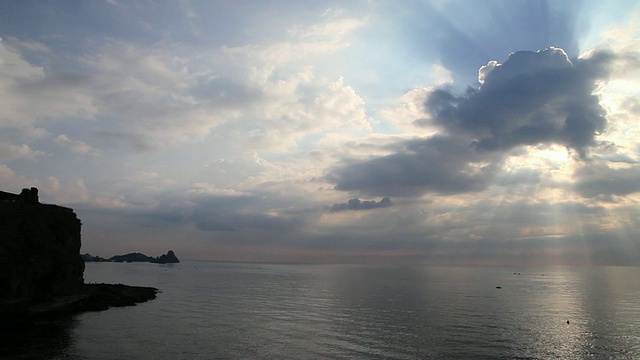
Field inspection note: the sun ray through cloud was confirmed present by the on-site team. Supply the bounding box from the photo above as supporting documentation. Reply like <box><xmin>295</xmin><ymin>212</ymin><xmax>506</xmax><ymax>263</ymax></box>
<box><xmin>0</xmin><ymin>1</ymin><xmax>638</xmax><ymax>265</ymax></box>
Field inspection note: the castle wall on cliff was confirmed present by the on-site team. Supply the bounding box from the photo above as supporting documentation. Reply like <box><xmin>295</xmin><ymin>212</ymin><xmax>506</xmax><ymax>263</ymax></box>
<box><xmin>0</xmin><ymin>188</ymin><xmax>84</xmax><ymax>299</ymax></box>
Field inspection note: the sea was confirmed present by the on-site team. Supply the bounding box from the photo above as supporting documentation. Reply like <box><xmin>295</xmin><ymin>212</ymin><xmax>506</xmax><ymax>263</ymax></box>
<box><xmin>3</xmin><ymin>261</ymin><xmax>640</xmax><ymax>359</ymax></box>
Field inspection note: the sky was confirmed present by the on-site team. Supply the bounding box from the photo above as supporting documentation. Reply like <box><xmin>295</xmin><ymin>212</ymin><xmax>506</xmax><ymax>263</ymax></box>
<box><xmin>1</xmin><ymin>0</ymin><xmax>639</xmax><ymax>265</ymax></box>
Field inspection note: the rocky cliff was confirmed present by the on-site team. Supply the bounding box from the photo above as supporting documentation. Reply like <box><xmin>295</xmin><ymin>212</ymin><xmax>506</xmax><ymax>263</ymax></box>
<box><xmin>0</xmin><ymin>188</ymin><xmax>157</xmax><ymax>328</ymax></box>
<box><xmin>153</xmin><ymin>250</ymin><xmax>180</xmax><ymax>264</ymax></box>
<box><xmin>0</xmin><ymin>188</ymin><xmax>84</xmax><ymax>299</ymax></box>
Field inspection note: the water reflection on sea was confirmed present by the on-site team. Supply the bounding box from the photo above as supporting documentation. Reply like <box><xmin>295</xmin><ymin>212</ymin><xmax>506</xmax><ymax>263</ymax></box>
<box><xmin>4</xmin><ymin>262</ymin><xmax>640</xmax><ymax>359</ymax></box>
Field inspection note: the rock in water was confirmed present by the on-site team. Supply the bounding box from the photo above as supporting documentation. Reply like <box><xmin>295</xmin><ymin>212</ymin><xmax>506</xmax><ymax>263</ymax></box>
<box><xmin>153</xmin><ymin>250</ymin><xmax>180</xmax><ymax>264</ymax></box>
<box><xmin>109</xmin><ymin>252</ymin><xmax>155</xmax><ymax>263</ymax></box>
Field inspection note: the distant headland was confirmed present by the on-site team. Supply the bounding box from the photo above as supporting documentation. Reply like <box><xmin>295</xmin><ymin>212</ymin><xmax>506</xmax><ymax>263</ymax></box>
<box><xmin>82</xmin><ymin>250</ymin><xmax>180</xmax><ymax>264</ymax></box>
<box><xmin>0</xmin><ymin>187</ymin><xmax>159</xmax><ymax>328</ymax></box>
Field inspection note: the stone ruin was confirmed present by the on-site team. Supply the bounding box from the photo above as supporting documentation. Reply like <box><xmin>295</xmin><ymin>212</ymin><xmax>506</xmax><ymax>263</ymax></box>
<box><xmin>0</xmin><ymin>187</ymin><xmax>39</xmax><ymax>204</ymax></box>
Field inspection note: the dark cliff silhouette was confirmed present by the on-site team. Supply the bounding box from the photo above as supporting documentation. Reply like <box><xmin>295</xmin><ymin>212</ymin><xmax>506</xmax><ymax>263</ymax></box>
<box><xmin>0</xmin><ymin>187</ymin><xmax>157</xmax><ymax>328</ymax></box>
<box><xmin>0</xmin><ymin>187</ymin><xmax>84</xmax><ymax>298</ymax></box>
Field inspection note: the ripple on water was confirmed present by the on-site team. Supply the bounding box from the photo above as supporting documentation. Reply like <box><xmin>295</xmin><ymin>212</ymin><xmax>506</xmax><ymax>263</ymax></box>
<box><xmin>5</xmin><ymin>263</ymin><xmax>640</xmax><ymax>360</ymax></box>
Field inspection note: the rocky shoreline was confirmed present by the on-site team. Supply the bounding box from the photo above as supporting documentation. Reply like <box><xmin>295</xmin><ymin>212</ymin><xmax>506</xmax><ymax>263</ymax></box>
<box><xmin>0</xmin><ymin>187</ymin><xmax>161</xmax><ymax>329</ymax></box>
<box><xmin>1</xmin><ymin>283</ymin><xmax>158</xmax><ymax>329</ymax></box>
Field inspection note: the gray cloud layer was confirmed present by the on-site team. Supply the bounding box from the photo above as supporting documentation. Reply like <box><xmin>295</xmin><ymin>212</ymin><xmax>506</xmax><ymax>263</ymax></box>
<box><xmin>330</xmin><ymin>135</ymin><xmax>502</xmax><ymax>196</ymax></box>
<box><xmin>330</xmin><ymin>197</ymin><xmax>392</xmax><ymax>212</ymax></box>
<box><xmin>426</xmin><ymin>48</ymin><xmax>609</xmax><ymax>158</ymax></box>
<box><xmin>192</xmin><ymin>195</ymin><xmax>300</xmax><ymax>233</ymax></box>
<box><xmin>574</xmin><ymin>164</ymin><xmax>640</xmax><ymax>200</ymax></box>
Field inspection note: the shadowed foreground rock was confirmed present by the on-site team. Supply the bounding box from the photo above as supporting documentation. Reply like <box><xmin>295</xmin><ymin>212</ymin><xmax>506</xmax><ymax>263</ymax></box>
<box><xmin>1</xmin><ymin>283</ymin><xmax>158</xmax><ymax>328</ymax></box>
<box><xmin>0</xmin><ymin>187</ymin><xmax>158</xmax><ymax>329</ymax></box>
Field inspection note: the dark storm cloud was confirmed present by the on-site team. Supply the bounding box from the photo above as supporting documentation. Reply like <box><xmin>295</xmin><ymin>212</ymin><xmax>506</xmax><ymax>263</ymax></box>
<box><xmin>329</xmin><ymin>197</ymin><xmax>392</xmax><ymax>212</ymax></box>
<box><xmin>329</xmin><ymin>47</ymin><xmax>618</xmax><ymax>197</ymax></box>
<box><xmin>425</xmin><ymin>47</ymin><xmax>610</xmax><ymax>158</ymax></box>
<box><xmin>330</xmin><ymin>135</ymin><xmax>503</xmax><ymax>197</ymax></box>
<box><xmin>574</xmin><ymin>164</ymin><xmax>640</xmax><ymax>199</ymax></box>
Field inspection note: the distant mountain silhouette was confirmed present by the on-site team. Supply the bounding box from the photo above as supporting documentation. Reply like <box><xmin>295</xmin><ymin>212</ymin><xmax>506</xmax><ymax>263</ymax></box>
<box><xmin>84</xmin><ymin>250</ymin><xmax>180</xmax><ymax>264</ymax></box>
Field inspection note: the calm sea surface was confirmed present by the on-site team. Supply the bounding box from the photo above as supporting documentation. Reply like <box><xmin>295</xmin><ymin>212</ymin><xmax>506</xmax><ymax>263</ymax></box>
<box><xmin>4</xmin><ymin>262</ymin><xmax>640</xmax><ymax>359</ymax></box>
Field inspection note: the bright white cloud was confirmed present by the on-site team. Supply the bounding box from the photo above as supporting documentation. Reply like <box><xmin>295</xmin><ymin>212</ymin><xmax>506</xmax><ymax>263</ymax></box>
<box><xmin>0</xmin><ymin>39</ymin><xmax>95</xmax><ymax>128</ymax></box>
<box><xmin>379</xmin><ymin>86</ymin><xmax>436</xmax><ymax>133</ymax></box>
<box><xmin>0</xmin><ymin>12</ymin><xmax>368</xmax><ymax>153</ymax></box>
<box><xmin>54</xmin><ymin>134</ymin><xmax>98</xmax><ymax>155</ymax></box>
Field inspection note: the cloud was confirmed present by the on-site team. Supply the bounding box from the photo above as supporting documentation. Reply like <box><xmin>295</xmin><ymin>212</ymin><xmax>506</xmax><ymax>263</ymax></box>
<box><xmin>399</xmin><ymin>1</ymin><xmax>582</xmax><ymax>86</ymax></box>
<box><xmin>229</xmin><ymin>11</ymin><xmax>366</xmax><ymax>65</ymax></box>
<box><xmin>329</xmin><ymin>134</ymin><xmax>503</xmax><ymax>197</ymax></box>
<box><xmin>379</xmin><ymin>86</ymin><xmax>436</xmax><ymax>133</ymax></box>
<box><xmin>0</xmin><ymin>143</ymin><xmax>44</xmax><ymax>160</ymax></box>
<box><xmin>45</xmin><ymin>177</ymin><xmax>89</xmax><ymax>205</ymax></box>
<box><xmin>424</xmin><ymin>47</ymin><xmax>611</xmax><ymax>158</ymax></box>
<box><xmin>1</xmin><ymin>8</ymin><xmax>370</xmax><ymax>153</ymax></box>
<box><xmin>0</xmin><ymin>164</ymin><xmax>94</xmax><ymax>206</ymax></box>
<box><xmin>93</xmin><ymin>131</ymin><xmax>154</xmax><ymax>152</ymax></box>
<box><xmin>574</xmin><ymin>164</ymin><xmax>640</xmax><ymax>200</ymax></box>
<box><xmin>329</xmin><ymin>197</ymin><xmax>392</xmax><ymax>212</ymax></box>
<box><xmin>219</xmin><ymin>74</ymin><xmax>371</xmax><ymax>152</ymax></box>
<box><xmin>189</xmin><ymin>182</ymin><xmax>251</xmax><ymax>197</ymax></box>
<box><xmin>3</xmin><ymin>2</ymin><xmax>639</xmax><ymax>265</ymax></box>
<box><xmin>0</xmin><ymin>165</ymin><xmax>33</xmax><ymax>191</ymax></box>
<box><xmin>54</xmin><ymin>134</ymin><xmax>98</xmax><ymax>155</ymax></box>
<box><xmin>329</xmin><ymin>47</ymin><xmax>620</xmax><ymax>197</ymax></box>
<box><xmin>191</xmin><ymin>194</ymin><xmax>299</xmax><ymax>232</ymax></box>
<box><xmin>0</xmin><ymin>39</ymin><xmax>94</xmax><ymax>128</ymax></box>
